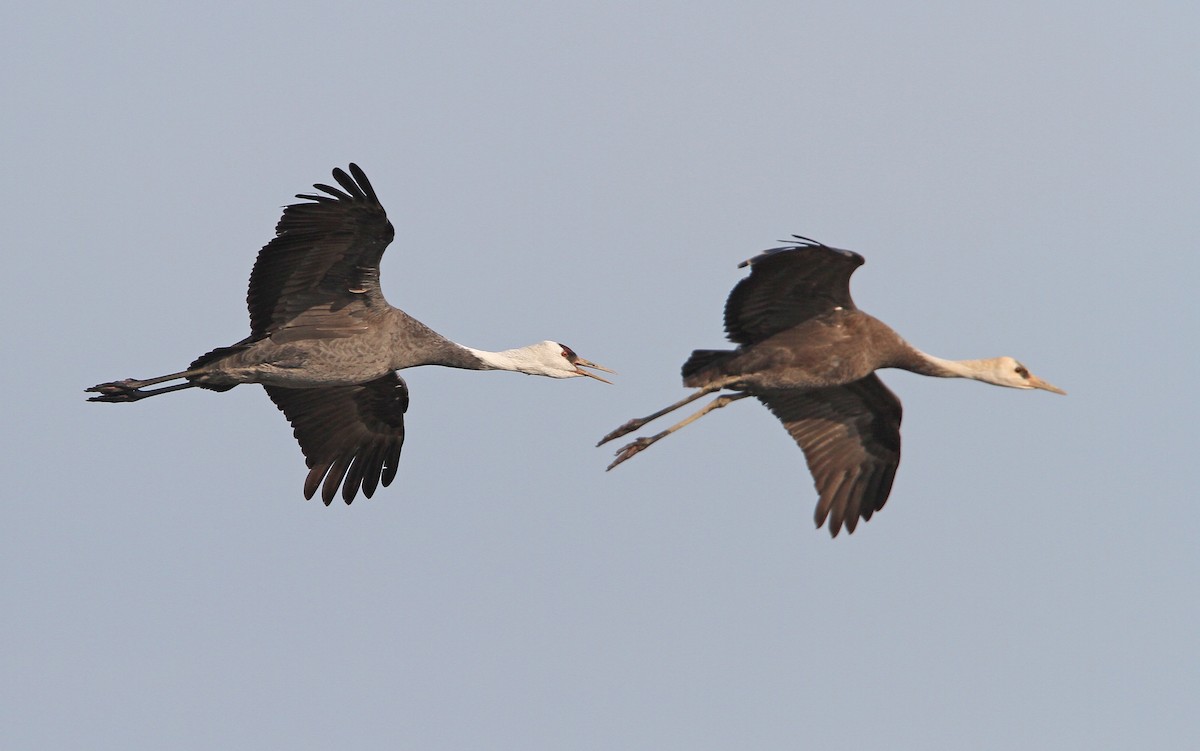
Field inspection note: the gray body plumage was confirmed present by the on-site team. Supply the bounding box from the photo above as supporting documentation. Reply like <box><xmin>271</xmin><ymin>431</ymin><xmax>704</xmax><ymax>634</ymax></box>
<box><xmin>88</xmin><ymin>164</ymin><xmax>611</xmax><ymax>505</ymax></box>
<box><xmin>683</xmin><ymin>310</ymin><xmax>929</xmax><ymax>392</ymax></box>
<box><xmin>676</xmin><ymin>249</ymin><xmax>912</xmax><ymax>535</ymax></box>
<box><xmin>197</xmin><ymin>308</ymin><xmax>486</xmax><ymax>389</ymax></box>
<box><xmin>188</xmin><ymin>166</ymin><xmax>488</xmax><ymax>391</ymax></box>
<box><xmin>600</xmin><ymin>237</ymin><xmax>1063</xmax><ymax>537</ymax></box>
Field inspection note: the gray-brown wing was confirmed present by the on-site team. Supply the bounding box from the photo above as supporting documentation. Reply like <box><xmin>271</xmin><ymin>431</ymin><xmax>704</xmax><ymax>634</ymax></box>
<box><xmin>247</xmin><ymin>164</ymin><xmax>395</xmax><ymax>339</ymax></box>
<box><xmin>756</xmin><ymin>373</ymin><xmax>901</xmax><ymax>536</ymax></box>
<box><xmin>724</xmin><ymin>238</ymin><xmax>864</xmax><ymax>345</ymax></box>
<box><xmin>264</xmin><ymin>372</ymin><xmax>409</xmax><ymax>505</ymax></box>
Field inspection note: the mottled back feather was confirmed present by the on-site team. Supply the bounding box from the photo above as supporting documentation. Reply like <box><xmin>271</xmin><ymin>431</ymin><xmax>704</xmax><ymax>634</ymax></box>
<box><xmin>724</xmin><ymin>237</ymin><xmax>863</xmax><ymax>345</ymax></box>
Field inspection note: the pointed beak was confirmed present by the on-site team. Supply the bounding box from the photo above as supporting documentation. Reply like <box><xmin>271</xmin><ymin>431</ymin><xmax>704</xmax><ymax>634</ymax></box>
<box><xmin>573</xmin><ymin>358</ymin><xmax>615</xmax><ymax>384</ymax></box>
<box><xmin>1028</xmin><ymin>375</ymin><xmax>1066</xmax><ymax>395</ymax></box>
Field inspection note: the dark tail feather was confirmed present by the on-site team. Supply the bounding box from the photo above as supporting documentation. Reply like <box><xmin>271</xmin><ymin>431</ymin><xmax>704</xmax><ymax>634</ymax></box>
<box><xmin>681</xmin><ymin>349</ymin><xmax>731</xmax><ymax>382</ymax></box>
<box><xmin>187</xmin><ymin>341</ymin><xmax>251</xmax><ymax>393</ymax></box>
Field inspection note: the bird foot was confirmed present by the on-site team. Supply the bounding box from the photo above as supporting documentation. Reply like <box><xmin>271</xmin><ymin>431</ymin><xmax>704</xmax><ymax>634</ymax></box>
<box><xmin>597</xmin><ymin>418</ymin><xmax>647</xmax><ymax>447</ymax></box>
<box><xmin>86</xmin><ymin>379</ymin><xmax>147</xmax><ymax>402</ymax></box>
<box><xmin>605</xmin><ymin>436</ymin><xmax>655</xmax><ymax>471</ymax></box>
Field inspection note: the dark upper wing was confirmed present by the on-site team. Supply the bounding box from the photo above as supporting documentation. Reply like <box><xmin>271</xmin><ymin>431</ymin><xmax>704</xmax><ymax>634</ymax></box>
<box><xmin>264</xmin><ymin>372</ymin><xmax>409</xmax><ymax>505</ymax></box>
<box><xmin>246</xmin><ymin>164</ymin><xmax>395</xmax><ymax>339</ymax></box>
<box><xmin>756</xmin><ymin>373</ymin><xmax>901</xmax><ymax>537</ymax></box>
<box><xmin>724</xmin><ymin>237</ymin><xmax>864</xmax><ymax>345</ymax></box>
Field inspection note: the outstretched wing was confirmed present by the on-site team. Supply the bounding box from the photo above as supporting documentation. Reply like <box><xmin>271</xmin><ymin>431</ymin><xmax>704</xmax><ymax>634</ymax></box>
<box><xmin>756</xmin><ymin>373</ymin><xmax>901</xmax><ymax>536</ymax></box>
<box><xmin>264</xmin><ymin>373</ymin><xmax>409</xmax><ymax>505</ymax></box>
<box><xmin>724</xmin><ymin>237</ymin><xmax>864</xmax><ymax>345</ymax></box>
<box><xmin>247</xmin><ymin>164</ymin><xmax>395</xmax><ymax>340</ymax></box>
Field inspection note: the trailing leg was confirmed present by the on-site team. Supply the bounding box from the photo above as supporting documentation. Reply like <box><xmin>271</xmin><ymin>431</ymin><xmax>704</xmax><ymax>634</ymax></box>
<box><xmin>605</xmin><ymin>392</ymin><xmax>750</xmax><ymax>471</ymax></box>
<box><xmin>86</xmin><ymin>368</ymin><xmax>208</xmax><ymax>403</ymax></box>
<box><xmin>597</xmin><ymin>387</ymin><xmax>720</xmax><ymax>446</ymax></box>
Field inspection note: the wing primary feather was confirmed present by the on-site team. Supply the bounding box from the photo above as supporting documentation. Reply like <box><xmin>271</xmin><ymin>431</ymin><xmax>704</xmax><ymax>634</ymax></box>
<box><xmin>382</xmin><ymin>443</ymin><xmax>402</xmax><ymax>487</ymax></box>
<box><xmin>322</xmin><ymin>455</ymin><xmax>354</xmax><ymax>505</ymax></box>
<box><xmin>294</xmin><ymin>191</ymin><xmax>339</xmax><ymax>203</ymax></box>
<box><xmin>342</xmin><ymin>452</ymin><xmax>370</xmax><ymax>503</ymax></box>
<box><xmin>351</xmin><ymin>438</ymin><xmax>391</xmax><ymax>500</ymax></box>
<box><xmin>358</xmin><ymin>443</ymin><xmax>386</xmax><ymax>499</ymax></box>
<box><xmin>309</xmin><ymin>182</ymin><xmax>354</xmax><ymax>201</ymax></box>
<box><xmin>348</xmin><ymin>163</ymin><xmax>379</xmax><ymax>204</ymax></box>
<box><xmin>824</xmin><ymin>469</ymin><xmax>853</xmax><ymax>536</ymax></box>
<box><xmin>330</xmin><ymin>168</ymin><xmax>366</xmax><ymax>200</ymax></box>
<box><xmin>304</xmin><ymin>463</ymin><xmax>327</xmax><ymax>502</ymax></box>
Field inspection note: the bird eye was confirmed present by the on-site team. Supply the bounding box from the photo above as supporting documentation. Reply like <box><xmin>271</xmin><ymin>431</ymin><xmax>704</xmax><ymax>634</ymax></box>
<box><xmin>560</xmin><ymin>344</ymin><xmax>576</xmax><ymax>360</ymax></box>
<box><xmin>1015</xmin><ymin>366</ymin><xmax>1029</xmax><ymax>378</ymax></box>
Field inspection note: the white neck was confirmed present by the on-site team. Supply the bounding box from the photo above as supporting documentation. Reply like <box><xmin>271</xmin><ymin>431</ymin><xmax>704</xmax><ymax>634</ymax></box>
<box><xmin>462</xmin><ymin>345</ymin><xmax>550</xmax><ymax>375</ymax></box>
<box><xmin>914</xmin><ymin>352</ymin><xmax>1004</xmax><ymax>384</ymax></box>
<box><xmin>902</xmin><ymin>349</ymin><xmax>1061</xmax><ymax>393</ymax></box>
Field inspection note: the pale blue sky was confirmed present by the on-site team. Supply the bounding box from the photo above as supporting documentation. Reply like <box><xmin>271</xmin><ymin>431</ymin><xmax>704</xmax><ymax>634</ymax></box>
<box><xmin>4</xmin><ymin>2</ymin><xmax>1197</xmax><ymax>749</ymax></box>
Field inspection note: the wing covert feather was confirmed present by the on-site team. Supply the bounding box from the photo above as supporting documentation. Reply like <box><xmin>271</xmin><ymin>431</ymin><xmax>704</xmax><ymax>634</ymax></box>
<box><xmin>724</xmin><ymin>238</ymin><xmax>864</xmax><ymax>345</ymax></box>
<box><xmin>247</xmin><ymin>164</ymin><xmax>395</xmax><ymax>338</ymax></box>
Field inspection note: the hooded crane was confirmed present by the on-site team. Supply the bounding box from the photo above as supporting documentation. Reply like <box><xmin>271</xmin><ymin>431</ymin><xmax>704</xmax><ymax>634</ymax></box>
<box><xmin>598</xmin><ymin>237</ymin><xmax>1063</xmax><ymax>536</ymax></box>
<box><xmin>88</xmin><ymin>164</ymin><xmax>613</xmax><ymax>504</ymax></box>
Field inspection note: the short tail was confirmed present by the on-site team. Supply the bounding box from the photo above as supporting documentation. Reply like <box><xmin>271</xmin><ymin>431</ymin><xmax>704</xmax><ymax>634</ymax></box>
<box><xmin>187</xmin><ymin>342</ymin><xmax>251</xmax><ymax>392</ymax></box>
<box><xmin>681</xmin><ymin>349</ymin><xmax>731</xmax><ymax>385</ymax></box>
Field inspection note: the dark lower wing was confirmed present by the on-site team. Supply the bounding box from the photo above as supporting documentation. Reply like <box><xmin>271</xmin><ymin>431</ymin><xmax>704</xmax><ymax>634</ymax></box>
<box><xmin>756</xmin><ymin>374</ymin><xmax>902</xmax><ymax>536</ymax></box>
<box><xmin>264</xmin><ymin>372</ymin><xmax>409</xmax><ymax>504</ymax></box>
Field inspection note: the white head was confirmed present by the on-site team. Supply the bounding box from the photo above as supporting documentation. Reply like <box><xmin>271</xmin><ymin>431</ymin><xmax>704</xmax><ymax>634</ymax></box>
<box><xmin>972</xmin><ymin>356</ymin><xmax>1066</xmax><ymax>394</ymax></box>
<box><xmin>503</xmin><ymin>341</ymin><xmax>615</xmax><ymax>382</ymax></box>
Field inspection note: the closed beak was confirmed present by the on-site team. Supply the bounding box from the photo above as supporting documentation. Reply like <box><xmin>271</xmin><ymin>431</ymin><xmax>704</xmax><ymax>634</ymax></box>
<box><xmin>1029</xmin><ymin>374</ymin><xmax>1066</xmax><ymax>395</ymax></box>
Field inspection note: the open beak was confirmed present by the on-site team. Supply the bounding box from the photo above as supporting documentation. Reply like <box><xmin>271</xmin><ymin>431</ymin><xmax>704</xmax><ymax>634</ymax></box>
<box><xmin>573</xmin><ymin>358</ymin><xmax>615</xmax><ymax>384</ymax></box>
<box><xmin>1028</xmin><ymin>375</ymin><xmax>1066</xmax><ymax>395</ymax></box>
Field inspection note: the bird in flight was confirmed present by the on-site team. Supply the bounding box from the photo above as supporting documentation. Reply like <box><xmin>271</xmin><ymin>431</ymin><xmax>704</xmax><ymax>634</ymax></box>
<box><xmin>599</xmin><ymin>236</ymin><xmax>1063</xmax><ymax>536</ymax></box>
<box><xmin>89</xmin><ymin>164</ymin><xmax>612</xmax><ymax>504</ymax></box>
